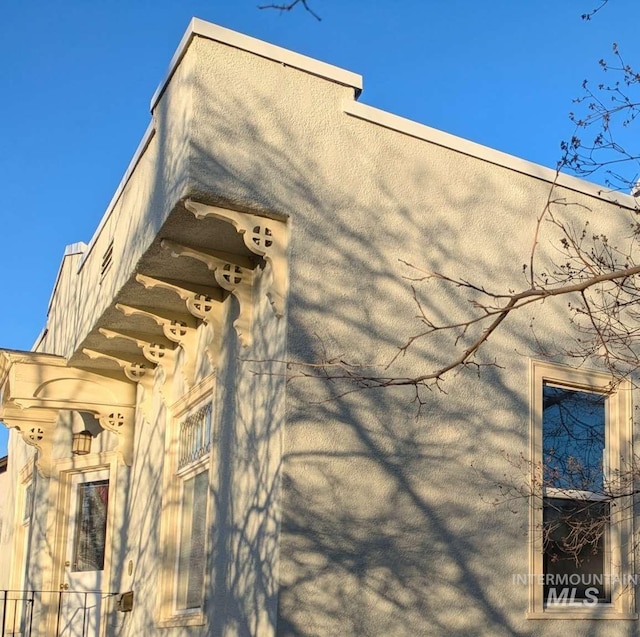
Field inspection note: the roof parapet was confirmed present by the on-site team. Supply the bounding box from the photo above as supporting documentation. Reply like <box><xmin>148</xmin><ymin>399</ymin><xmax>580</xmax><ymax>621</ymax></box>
<box><xmin>150</xmin><ymin>17</ymin><xmax>363</xmax><ymax>112</ymax></box>
<box><xmin>343</xmin><ymin>100</ymin><xmax>638</xmax><ymax>210</ymax></box>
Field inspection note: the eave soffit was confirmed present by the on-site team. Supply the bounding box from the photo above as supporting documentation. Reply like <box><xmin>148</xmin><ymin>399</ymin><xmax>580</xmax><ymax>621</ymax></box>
<box><xmin>4</xmin><ymin>202</ymin><xmax>290</xmax><ymax>475</ymax></box>
<box><xmin>71</xmin><ymin>200</ymin><xmax>289</xmax><ymax>390</ymax></box>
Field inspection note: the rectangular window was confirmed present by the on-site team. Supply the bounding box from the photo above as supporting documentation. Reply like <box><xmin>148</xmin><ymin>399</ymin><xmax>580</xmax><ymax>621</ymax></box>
<box><xmin>529</xmin><ymin>361</ymin><xmax>635</xmax><ymax>619</ymax></box>
<box><xmin>22</xmin><ymin>480</ymin><xmax>34</xmax><ymax>525</ymax></box>
<box><xmin>176</xmin><ymin>469</ymin><xmax>208</xmax><ymax>610</ymax></box>
<box><xmin>542</xmin><ymin>385</ymin><xmax>608</xmax><ymax>602</ymax></box>
<box><xmin>72</xmin><ymin>479</ymin><xmax>109</xmax><ymax>572</ymax></box>
<box><xmin>174</xmin><ymin>402</ymin><xmax>211</xmax><ymax>615</ymax></box>
<box><xmin>158</xmin><ymin>385</ymin><xmax>214</xmax><ymax>627</ymax></box>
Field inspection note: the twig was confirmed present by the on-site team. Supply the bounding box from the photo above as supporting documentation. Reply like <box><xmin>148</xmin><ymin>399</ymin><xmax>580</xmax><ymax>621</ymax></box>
<box><xmin>258</xmin><ymin>0</ymin><xmax>321</xmax><ymax>21</ymax></box>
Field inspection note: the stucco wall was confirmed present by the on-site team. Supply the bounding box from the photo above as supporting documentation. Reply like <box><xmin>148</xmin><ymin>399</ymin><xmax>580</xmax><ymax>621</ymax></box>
<box><xmin>109</xmin><ymin>283</ymin><xmax>286</xmax><ymax>637</ymax></box>
<box><xmin>181</xmin><ymin>33</ymin><xmax>639</xmax><ymax>637</ymax></box>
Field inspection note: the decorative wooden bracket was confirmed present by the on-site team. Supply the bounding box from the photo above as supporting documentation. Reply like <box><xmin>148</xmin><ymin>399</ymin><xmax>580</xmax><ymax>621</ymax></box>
<box><xmin>94</xmin><ymin>406</ymin><xmax>136</xmax><ymax>460</ymax></box>
<box><xmin>135</xmin><ymin>274</ymin><xmax>223</xmax><ymax>322</ymax></box>
<box><xmin>81</xmin><ymin>349</ymin><xmax>153</xmax><ymax>422</ymax></box>
<box><xmin>184</xmin><ymin>199</ymin><xmax>289</xmax><ymax>317</ymax></box>
<box><xmin>98</xmin><ymin>327</ymin><xmax>177</xmax><ymax>409</ymax></box>
<box><xmin>115</xmin><ymin>303</ymin><xmax>197</xmax><ymax>388</ymax></box>
<box><xmin>83</xmin><ymin>348</ymin><xmax>149</xmax><ymax>383</ymax></box>
<box><xmin>98</xmin><ymin>327</ymin><xmax>175</xmax><ymax>368</ymax></box>
<box><xmin>161</xmin><ymin>239</ymin><xmax>255</xmax><ymax>347</ymax></box>
<box><xmin>0</xmin><ymin>405</ymin><xmax>59</xmax><ymax>477</ymax></box>
<box><xmin>0</xmin><ymin>350</ymin><xmax>136</xmax><ymax>473</ymax></box>
<box><xmin>135</xmin><ymin>274</ymin><xmax>224</xmax><ymax>366</ymax></box>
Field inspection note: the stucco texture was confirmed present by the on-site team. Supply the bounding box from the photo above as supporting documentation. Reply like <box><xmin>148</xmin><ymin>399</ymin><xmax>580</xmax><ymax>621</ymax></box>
<box><xmin>183</xmin><ymin>35</ymin><xmax>640</xmax><ymax>637</ymax></box>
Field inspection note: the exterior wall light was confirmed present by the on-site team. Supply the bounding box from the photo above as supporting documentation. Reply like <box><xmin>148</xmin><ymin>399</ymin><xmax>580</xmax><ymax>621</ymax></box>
<box><xmin>72</xmin><ymin>430</ymin><xmax>92</xmax><ymax>455</ymax></box>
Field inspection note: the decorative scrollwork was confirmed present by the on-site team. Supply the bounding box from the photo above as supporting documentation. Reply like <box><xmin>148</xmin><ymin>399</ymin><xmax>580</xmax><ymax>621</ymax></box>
<box><xmin>105</xmin><ymin>412</ymin><xmax>125</xmax><ymax>429</ymax></box>
<box><xmin>167</xmin><ymin>320</ymin><xmax>188</xmax><ymax>342</ymax></box>
<box><xmin>133</xmin><ymin>275</ymin><xmax>224</xmax><ymax>367</ymax></box>
<box><xmin>218</xmin><ymin>263</ymin><xmax>244</xmax><ymax>287</ymax></box>
<box><xmin>124</xmin><ymin>364</ymin><xmax>147</xmax><ymax>382</ymax></box>
<box><xmin>251</xmin><ymin>225</ymin><xmax>273</xmax><ymax>249</ymax></box>
<box><xmin>28</xmin><ymin>426</ymin><xmax>44</xmax><ymax>442</ymax></box>
<box><xmin>183</xmin><ymin>200</ymin><xmax>289</xmax><ymax>317</ymax></box>
<box><xmin>192</xmin><ymin>295</ymin><xmax>215</xmax><ymax>315</ymax></box>
<box><xmin>160</xmin><ymin>240</ymin><xmax>255</xmax><ymax>346</ymax></box>
<box><xmin>144</xmin><ymin>343</ymin><xmax>167</xmax><ymax>363</ymax></box>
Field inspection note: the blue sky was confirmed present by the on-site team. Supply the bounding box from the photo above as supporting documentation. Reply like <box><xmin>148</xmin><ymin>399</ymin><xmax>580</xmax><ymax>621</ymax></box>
<box><xmin>0</xmin><ymin>0</ymin><xmax>637</xmax><ymax>455</ymax></box>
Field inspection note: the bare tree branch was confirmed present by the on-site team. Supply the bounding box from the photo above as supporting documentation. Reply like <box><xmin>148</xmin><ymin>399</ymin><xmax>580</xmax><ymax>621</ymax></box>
<box><xmin>563</xmin><ymin>42</ymin><xmax>640</xmax><ymax>192</ymax></box>
<box><xmin>258</xmin><ymin>0</ymin><xmax>321</xmax><ymax>21</ymax></box>
<box><xmin>581</xmin><ymin>0</ymin><xmax>611</xmax><ymax>20</ymax></box>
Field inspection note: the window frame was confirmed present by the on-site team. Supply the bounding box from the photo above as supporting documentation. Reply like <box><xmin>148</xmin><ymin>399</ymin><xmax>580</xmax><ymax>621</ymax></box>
<box><xmin>158</xmin><ymin>376</ymin><xmax>215</xmax><ymax>627</ymax></box>
<box><xmin>528</xmin><ymin>360</ymin><xmax>636</xmax><ymax>619</ymax></box>
<box><xmin>173</xmin><ymin>447</ymin><xmax>210</xmax><ymax>613</ymax></box>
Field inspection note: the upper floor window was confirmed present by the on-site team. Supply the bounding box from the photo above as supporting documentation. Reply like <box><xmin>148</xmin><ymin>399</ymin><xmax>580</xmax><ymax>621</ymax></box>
<box><xmin>529</xmin><ymin>361</ymin><xmax>635</xmax><ymax>619</ymax></box>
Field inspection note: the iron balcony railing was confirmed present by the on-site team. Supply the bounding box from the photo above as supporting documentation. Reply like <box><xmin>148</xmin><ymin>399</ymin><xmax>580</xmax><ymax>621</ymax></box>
<box><xmin>1</xmin><ymin>589</ymin><xmax>117</xmax><ymax>637</ymax></box>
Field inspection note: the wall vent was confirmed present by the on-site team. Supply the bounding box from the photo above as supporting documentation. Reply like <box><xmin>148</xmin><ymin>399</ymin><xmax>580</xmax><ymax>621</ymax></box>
<box><xmin>100</xmin><ymin>240</ymin><xmax>114</xmax><ymax>281</ymax></box>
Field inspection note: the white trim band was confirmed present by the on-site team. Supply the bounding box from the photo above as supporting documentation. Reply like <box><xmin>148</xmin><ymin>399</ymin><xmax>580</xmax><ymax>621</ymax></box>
<box><xmin>343</xmin><ymin>100</ymin><xmax>638</xmax><ymax>210</ymax></box>
<box><xmin>150</xmin><ymin>17</ymin><xmax>363</xmax><ymax>112</ymax></box>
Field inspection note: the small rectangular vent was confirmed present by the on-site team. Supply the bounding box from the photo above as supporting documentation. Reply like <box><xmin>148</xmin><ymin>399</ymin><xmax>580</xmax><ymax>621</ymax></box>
<box><xmin>101</xmin><ymin>240</ymin><xmax>114</xmax><ymax>280</ymax></box>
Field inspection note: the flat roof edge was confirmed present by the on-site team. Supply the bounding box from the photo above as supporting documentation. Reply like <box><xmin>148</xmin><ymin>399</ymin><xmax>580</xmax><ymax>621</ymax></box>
<box><xmin>344</xmin><ymin>100</ymin><xmax>638</xmax><ymax>210</ymax></box>
<box><xmin>78</xmin><ymin>121</ymin><xmax>156</xmax><ymax>274</ymax></box>
<box><xmin>150</xmin><ymin>17</ymin><xmax>363</xmax><ymax>112</ymax></box>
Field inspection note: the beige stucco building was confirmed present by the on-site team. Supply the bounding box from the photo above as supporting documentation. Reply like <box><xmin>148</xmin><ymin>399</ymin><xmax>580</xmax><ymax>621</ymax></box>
<box><xmin>0</xmin><ymin>18</ymin><xmax>638</xmax><ymax>636</ymax></box>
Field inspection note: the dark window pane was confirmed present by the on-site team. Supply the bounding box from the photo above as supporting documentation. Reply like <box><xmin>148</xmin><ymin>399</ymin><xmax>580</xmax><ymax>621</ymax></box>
<box><xmin>73</xmin><ymin>480</ymin><xmax>109</xmax><ymax>572</ymax></box>
<box><xmin>543</xmin><ymin>385</ymin><xmax>605</xmax><ymax>491</ymax></box>
<box><xmin>543</xmin><ymin>498</ymin><xmax>609</xmax><ymax>603</ymax></box>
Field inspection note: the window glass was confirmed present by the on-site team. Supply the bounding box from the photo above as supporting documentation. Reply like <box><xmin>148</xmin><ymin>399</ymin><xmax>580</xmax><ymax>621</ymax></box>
<box><xmin>531</xmin><ymin>362</ymin><xmax>634</xmax><ymax>616</ymax></box>
<box><xmin>23</xmin><ymin>481</ymin><xmax>34</xmax><ymax>525</ymax></box>
<box><xmin>543</xmin><ymin>385</ymin><xmax>605</xmax><ymax>492</ymax></box>
<box><xmin>542</xmin><ymin>383</ymin><xmax>608</xmax><ymax>603</ymax></box>
<box><xmin>72</xmin><ymin>479</ymin><xmax>109</xmax><ymax>572</ymax></box>
<box><xmin>176</xmin><ymin>470</ymin><xmax>208</xmax><ymax>610</ymax></box>
<box><xmin>543</xmin><ymin>498</ymin><xmax>610</xmax><ymax>602</ymax></box>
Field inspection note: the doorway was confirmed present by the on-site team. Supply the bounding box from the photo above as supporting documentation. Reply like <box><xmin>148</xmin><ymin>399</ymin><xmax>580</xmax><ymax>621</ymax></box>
<box><xmin>54</xmin><ymin>467</ymin><xmax>112</xmax><ymax>637</ymax></box>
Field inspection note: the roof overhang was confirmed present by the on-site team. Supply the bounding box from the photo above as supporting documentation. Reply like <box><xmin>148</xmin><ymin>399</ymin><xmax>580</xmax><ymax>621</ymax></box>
<box><xmin>1</xmin><ymin>201</ymin><xmax>290</xmax><ymax>476</ymax></box>
<box><xmin>0</xmin><ymin>349</ymin><xmax>136</xmax><ymax>476</ymax></box>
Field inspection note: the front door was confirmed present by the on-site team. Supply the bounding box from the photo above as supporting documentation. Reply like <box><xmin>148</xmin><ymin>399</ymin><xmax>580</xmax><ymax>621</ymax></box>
<box><xmin>56</xmin><ymin>469</ymin><xmax>111</xmax><ymax>637</ymax></box>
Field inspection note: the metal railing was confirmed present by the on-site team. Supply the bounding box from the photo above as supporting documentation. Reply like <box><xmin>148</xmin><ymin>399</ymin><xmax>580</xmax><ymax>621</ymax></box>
<box><xmin>1</xmin><ymin>589</ymin><xmax>116</xmax><ymax>637</ymax></box>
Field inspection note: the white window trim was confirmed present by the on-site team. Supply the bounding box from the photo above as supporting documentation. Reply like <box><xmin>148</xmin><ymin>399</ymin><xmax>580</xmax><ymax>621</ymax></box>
<box><xmin>173</xmin><ymin>456</ymin><xmax>210</xmax><ymax>614</ymax></box>
<box><xmin>528</xmin><ymin>360</ymin><xmax>636</xmax><ymax>619</ymax></box>
<box><xmin>157</xmin><ymin>375</ymin><xmax>215</xmax><ymax>627</ymax></box>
